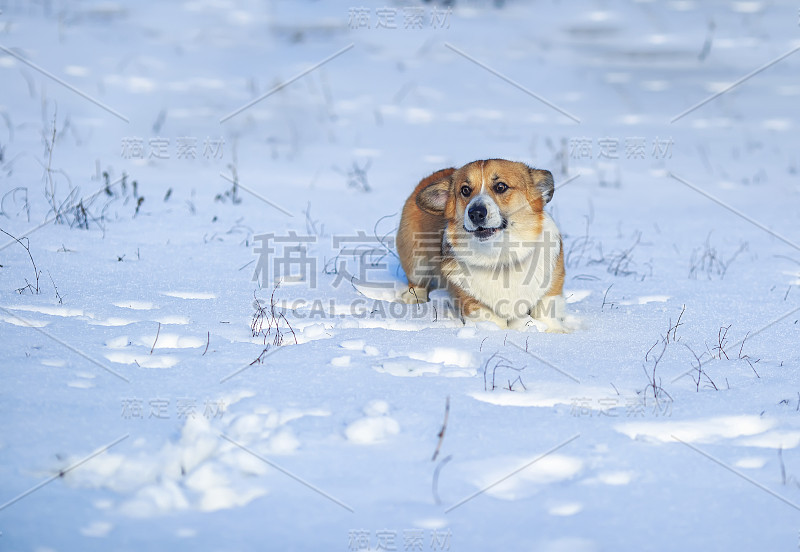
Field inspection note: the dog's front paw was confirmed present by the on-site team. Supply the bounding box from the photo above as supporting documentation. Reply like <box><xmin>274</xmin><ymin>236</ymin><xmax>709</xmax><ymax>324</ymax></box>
<box><xmin>541</xmin><ymin>315</ymin><xmax>575</xmax><ymax>333</ymax></box>
<box><xmin>464</xmin><ymin>306</ymin><xmax>508</xmax><ymax>328</ymax></box>
<box><xmin>544</xmin><ymin>322</ymin><xmax>571</xmax><ymax>334</ymax></box>
<box><xmin>517</xmin><ymin>316</ymin><xmax>572</xmax><ymax>333</ymax></box>
<box><xmin>399</xmin><ymin>286</ymin><xmax>428</xmax><ymax>304</ymax></box>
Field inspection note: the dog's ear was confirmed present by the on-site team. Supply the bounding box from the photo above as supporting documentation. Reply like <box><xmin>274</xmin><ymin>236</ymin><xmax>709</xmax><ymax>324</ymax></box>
<box><xmin>528</xmin><ymin>168</ymin><xmax>554</xmax><ymax>205</ymax></box>
<box><xmin>416</xmin><ymin>170</ymin><xmax>454</xmax><ymax>216</ymax></box>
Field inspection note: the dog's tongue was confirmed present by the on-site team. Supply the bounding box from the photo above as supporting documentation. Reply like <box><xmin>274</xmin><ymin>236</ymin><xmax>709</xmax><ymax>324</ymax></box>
<box><xmin>475</xmin><ymin>227</ymin><xmax>497</xmax><ymax>240</ymax></box>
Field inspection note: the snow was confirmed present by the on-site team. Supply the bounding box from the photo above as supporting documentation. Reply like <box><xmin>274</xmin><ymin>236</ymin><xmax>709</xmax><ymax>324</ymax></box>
<box><xmin>1</xmin><ymin>0</ymin><xmax>799</xmax><ymax>550</ymax></box>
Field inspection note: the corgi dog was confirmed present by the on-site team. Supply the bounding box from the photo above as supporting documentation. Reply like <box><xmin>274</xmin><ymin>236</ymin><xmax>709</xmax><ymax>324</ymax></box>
<box><xmin>396</xmin><ymin>159</ymin><xmax>568</xmax><ymax>332</ymax></box>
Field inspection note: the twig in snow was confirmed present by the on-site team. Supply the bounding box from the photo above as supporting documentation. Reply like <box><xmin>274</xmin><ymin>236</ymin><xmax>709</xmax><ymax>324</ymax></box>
<box><xmin>737</xmin><ymin>331</ymin><xmax>760</xmax><ymax>378</ymax></box>
<box><xmin>642</xmin><ymin>339</ymin><xmax>672</xmax><ymax>406</ymax></box>
<box><xmin>483</xmin><ymin>352</ymin><xmax>524</xmax><ymax>391</ymax></box>
<box><xmin>431</xmin><ymin>396</ymin><xmax>450</xmax><ymax>462</ymax></box>
<box><xmin>666</xmin><ymin>304</ymin><xmax>685</xmax><ymax>344</ymax></box>
<box><xmin>202</xmin><ymin>331</ymin><xmax>210</xmax><ymax>356</ymax></box>
<box><xmin>431</xmin><ymin>454</ymin><xmax>452</xmax><ymax>506</ymax></box>
<box><xmin>47</xmin><ymin>270</ymin><xmax>63</xmax><ymax>304</ymax></box>
<box><xmin>1</xmin><ymin>228</ymin><xmax>41</xmax><ymax>294</ymax></box>
<box><xmin>601</xmin><ymin>284</ymin><xmax>614</xmax><ymax>311</ymax></box>
<box><xmin>251</xmin><ymin>284</ymin><xmax>297</xmax><ymax>346</ymax></box>
<box><xmin>779</xmin><ymin>447</ymin><xmax>787</xmax><ymax>485</ymax></box>
<box><xmin>150</xmin><ymin>322</ymin><xmax>161</xmax><ymax>354</ymax></box>
<box><xmin>249</xmin><ymin>345</ymin><xmax>271</xmax><ymax>366</ymax></box>
<box><xmin>685</xmin><ymin>344</ymin><xmax>717</xmax><ymax>392</ymax></box>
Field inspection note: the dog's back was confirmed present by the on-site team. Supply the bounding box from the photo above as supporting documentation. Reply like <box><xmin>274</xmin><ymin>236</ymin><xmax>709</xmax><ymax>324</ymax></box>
<box><xmin>396</xmin><ymin>168</ymin><xmax>455</xmax><ymax>300</ymax></box>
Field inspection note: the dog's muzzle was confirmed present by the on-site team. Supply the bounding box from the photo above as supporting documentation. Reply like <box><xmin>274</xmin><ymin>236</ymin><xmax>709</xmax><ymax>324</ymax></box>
<box><xmin>464</xmin><ymin>216</ymin><xmax>508</xmax><ymax>241</ymax></box>
<box><xmin>464</xmin><ymin>198</ymin><xmax>506</xmax><ymax>241</ymax></box>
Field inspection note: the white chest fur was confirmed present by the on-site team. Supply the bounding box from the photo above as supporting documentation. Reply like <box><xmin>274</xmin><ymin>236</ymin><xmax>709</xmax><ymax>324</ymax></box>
<box><xmin>444</xmin><ymin>214</ymin><xmax>562</xmax><ymax>320</ymax></box>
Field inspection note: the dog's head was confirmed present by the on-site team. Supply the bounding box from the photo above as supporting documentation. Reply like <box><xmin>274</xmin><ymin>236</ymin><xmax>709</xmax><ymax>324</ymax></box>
<box><xmin>416</xmin><ymin>159</ymin><xmax>554</xmax><ymax>259</ymax></box>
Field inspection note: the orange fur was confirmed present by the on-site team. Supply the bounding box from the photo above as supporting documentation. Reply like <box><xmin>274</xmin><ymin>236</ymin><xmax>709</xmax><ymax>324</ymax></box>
<box><xmin>396</xmin><ymin>167</ymin><xmax>454</xmax><ymax>293</ymax></box>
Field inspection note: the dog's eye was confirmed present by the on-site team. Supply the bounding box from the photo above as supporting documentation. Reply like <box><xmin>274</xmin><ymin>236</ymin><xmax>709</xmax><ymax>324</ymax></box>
<box><xmin>494</xmin><ymin>182</ymin><xmax>508</xmax><ymax>194</ymax></box>
<box><xmin>460</xmin><ymin>185</ymin><xmax>472</xmax><ymax>197</ymax></box>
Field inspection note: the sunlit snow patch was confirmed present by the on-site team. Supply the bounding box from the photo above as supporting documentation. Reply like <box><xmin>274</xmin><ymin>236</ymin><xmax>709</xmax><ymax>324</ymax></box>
<box><xmin>616</xmin><ymin>415</ymin><xmax>774</xmax><ymax>444</ymax></box>
<box><xmin>113</xmin><ymin>300</ymin><xmax>156</xmax><ymax>310</ymax></box>
<box><xmin>161</xmin><ymin>291</ymin><xmax>217</xmax><ymax>300</ymax></box>
<box><xmin>3</xmin><ymin>304</ymin><xmax>86</xmax><ymax>317</ymax></box>
<box><xmin>548</xmin><ymin>502</ymin><xmax>583</xmax><ymax>516</ymax></box>
<box><xmin>0</xmin><ymin>313</ymin><xmax>49</xmax><ymax>327</ymax></box>
<box><xmin>460</xmin><ymin>454</ymin><xmax>583</xmax><ymax>501</ymax></box>
<box><xmin>470</xmin><ymin>384</ymin><xmax>620</xmax><ymax>409</ymax></box>
<box><xmin>345</xmin><ymin>400</ymin><xmax>400</xmax><ymax>444</ymax></box>
<box><xmin>375</xmin><ymin>359</ymin><xmax>441</xmax><ymax>378</ymax></box>
<box><xmin>136</xmin><ymin>333</ymin><xmax>205</xmax><ymax>349</ymax></box>
<box><xmin>104</xmin><ymin>351</ymin><xmax>179</xmax><ymax>368</ymax></box>
<box><xmin>89</xmin><ymin>317</ymin><xmax>137</xmax><ymax>327</ymax></box>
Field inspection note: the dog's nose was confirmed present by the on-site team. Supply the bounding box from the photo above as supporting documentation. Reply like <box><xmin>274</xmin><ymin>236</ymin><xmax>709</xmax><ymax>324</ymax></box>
<box><xmin>468</xmin><ymin>204</ymin><xmax>487</xmax><ymax>226</ymax></box>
